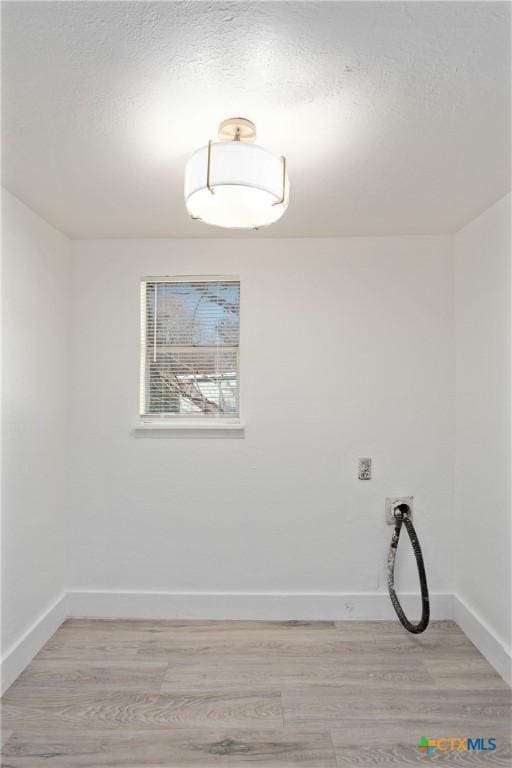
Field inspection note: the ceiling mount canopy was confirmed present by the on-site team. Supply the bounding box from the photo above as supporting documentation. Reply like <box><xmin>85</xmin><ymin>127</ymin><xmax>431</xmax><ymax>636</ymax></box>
<box><xmin>218</xmin><ymin>117</ymin><xmax>257</xmax><ymax>143</ymax></box>
<box><xmin>184</xmin><ymin>117</ymin><xmax>289</xmax><ymax>230</ymax></box>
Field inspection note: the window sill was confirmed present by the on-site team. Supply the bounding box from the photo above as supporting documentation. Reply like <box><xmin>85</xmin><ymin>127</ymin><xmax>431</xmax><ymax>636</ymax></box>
<box><xmin>132</xmin><ymin>421</ymin><xmax>245</xmax><ymax>438</ymax></box>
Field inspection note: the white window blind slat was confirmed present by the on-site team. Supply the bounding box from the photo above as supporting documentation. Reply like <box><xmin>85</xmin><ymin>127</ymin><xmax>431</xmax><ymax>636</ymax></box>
<box><xmin>140</xmin><ymin>279</ymin><xmax>240</xmax><ymax>419</ymax></box>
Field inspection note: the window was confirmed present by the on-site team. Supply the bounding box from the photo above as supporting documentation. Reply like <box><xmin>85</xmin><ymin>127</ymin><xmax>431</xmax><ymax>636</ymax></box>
<box><xmin>140</xmin><ymin>277</ymin><xmax>240</xmax><ymax>422</ymax></box>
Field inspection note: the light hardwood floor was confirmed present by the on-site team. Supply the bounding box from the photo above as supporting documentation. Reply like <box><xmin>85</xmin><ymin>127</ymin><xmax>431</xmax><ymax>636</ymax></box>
<box><xmin>2</xmin><ymin>619</ymin><xmax>511</xmax><ymax>766</ymax></box>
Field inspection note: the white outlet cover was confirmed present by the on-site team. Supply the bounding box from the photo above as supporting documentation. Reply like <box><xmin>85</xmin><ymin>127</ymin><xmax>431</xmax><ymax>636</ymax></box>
<box><xmin>385</xmin><ymin>496</ymin><xmax>414</xmax><ymax>524</ymax></box>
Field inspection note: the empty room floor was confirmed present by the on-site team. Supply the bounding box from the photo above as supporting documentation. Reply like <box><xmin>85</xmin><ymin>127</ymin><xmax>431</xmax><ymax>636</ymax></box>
<box><xmin>1</xmin><ymin>619</ymin><xmax>511</xmax><ymax>766</ymax></box>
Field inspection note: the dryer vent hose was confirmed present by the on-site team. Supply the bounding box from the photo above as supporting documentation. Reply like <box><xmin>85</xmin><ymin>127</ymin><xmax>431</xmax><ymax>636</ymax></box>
<box><xmin>387</xmin><ymin>504</ymin><xmax>430</xmax><ymax>634</ymax></box>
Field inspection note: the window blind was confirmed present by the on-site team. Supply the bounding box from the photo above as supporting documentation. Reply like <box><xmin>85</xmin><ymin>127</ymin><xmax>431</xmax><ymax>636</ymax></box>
<box><xmin>140</xmin><ymin>278</ymin><xmax>240</xmax><ymax>419</ymax></box>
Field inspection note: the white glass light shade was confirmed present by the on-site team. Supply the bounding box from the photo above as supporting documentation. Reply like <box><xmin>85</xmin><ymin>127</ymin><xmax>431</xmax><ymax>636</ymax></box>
<box><xmin>185</xmin><ymin>141</ymin><xmax>289</xmax><ymax>229</ymax></box>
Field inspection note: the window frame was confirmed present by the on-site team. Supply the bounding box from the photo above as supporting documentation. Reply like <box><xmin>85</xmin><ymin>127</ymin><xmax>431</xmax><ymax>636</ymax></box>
<box><xmin>135</xmin><ymin>275</ymin><xmax>244</xmax><ymax>436</ymax></box>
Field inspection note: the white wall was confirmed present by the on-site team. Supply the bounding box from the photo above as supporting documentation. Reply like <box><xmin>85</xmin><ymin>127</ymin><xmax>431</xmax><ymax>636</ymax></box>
<box><xmin>69</xmin><ymin>236</ymin><xmax>454</xmax><ymax>612</ymax></box>
<box><xmin>454</xmin><ymin>194</ymin><xmax>511</xmax><ymax>673</ymax></box>
<box><xmin>1</xmin><ymin>190</ymin><xmax>70</xmax><ymax>688</ymax></box>
<box><xmin>3</xmin><ymin>190</ymin><xmax>510</xmax><ymax>681</ymax></box>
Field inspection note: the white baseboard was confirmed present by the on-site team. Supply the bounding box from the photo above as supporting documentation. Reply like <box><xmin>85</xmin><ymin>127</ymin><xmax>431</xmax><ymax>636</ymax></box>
<box><xmin>67</xmin><ymin>590</ymin><xmax>453</xmax><ymax>622</ymax></box>
<box><xmin>1</xmin><ymin>593</ymin><xmax>67</xmax><ymax>695</ymax></box>
<box><xmin>453</xmin><ymin>594</ymin><xmax>512</xmax><ymax>687</ymax></box>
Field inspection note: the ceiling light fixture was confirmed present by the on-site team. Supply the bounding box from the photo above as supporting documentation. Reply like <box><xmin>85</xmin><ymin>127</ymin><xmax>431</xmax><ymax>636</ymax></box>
<box><xmin>184</xmin><ymin>117</ymin><xmax>289</xmax><ymax>229</ymax></box>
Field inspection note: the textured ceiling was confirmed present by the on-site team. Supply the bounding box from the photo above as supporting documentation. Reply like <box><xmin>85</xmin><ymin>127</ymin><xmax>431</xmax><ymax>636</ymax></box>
<box><xmin>1</xmin><ymin>1</ymin><xmax>510</xmax><ymax>238</ymax></box>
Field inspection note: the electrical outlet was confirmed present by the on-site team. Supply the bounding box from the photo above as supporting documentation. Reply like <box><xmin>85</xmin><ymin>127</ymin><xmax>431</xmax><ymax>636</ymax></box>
<box><xmin>386</xmin><ymin>496</ymin><xmax>413</xmax><ymax>524</ymax></box>
<box><xmin>358</xmin><ymin>458</ymin><xmax>372</xmax><ymax>480</ymax></box>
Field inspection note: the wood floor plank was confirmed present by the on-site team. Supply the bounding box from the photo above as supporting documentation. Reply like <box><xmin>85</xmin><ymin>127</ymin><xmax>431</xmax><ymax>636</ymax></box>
<box><xmin>335</xmin><ymin>620</ymin><xmax>462</xmax><ymax>635</ymax></box>
<box><xmin>380</xmin><ymin>646</ymin><xmax>484</xmax><ymax>665</ymax></box>
<box><xmin>371</xmin><ymin>631</ymin><xmax>477</xmax><ymax>652</ymax></box>
<box><xmin>423</xmin><ymin>656</ymin><xmax>509</xmax><ymax>690</ymax></box>
<box><xmin>50</xmin><ymin>620</ymin><xmax>338</xmax><ymax>651</ymax></box>
<box><xmin>52</xmin><ymin>621</ymin><xmax>355</xmax><ymax>660</ymax></box>
<box><xmin>2</xmin><ymin>687</ymin><xmax>283</xmax><ymax>730</ymax></box>
<box><xmin>1</xmin><ymin>728</ymin><xmax>336</xmax><ymax>767</ymax></box>
<box><xmin>331</xmin><ymin>718</ymin><xmax>512</xmax><ymax>766</ymax></box>
<box><xmin>60</xmin><ymin>618</ymin><xmax>336</xmax><ymax>632</ymax></box>
<box><xmin>1</xmin><ymin>730</ymin><xmax>13</xmax><ymax>748</ymax></box>
<box><xmin>358</xmin><ymin>620</ymin><xmax>478</xmax><ymax>655</ymax></box>
<box><xmin>282</xmin><ymin>685</ymin><xmax>512</xmax><ymax>726</ymax></box>
<box><xmin>160</xmin><ymin>655</ymin><xmax>436</xmax><ymax>691</ymax></box>
<box><xmin>14</xmin><ymin>660</ymin><xmax>169</xmax><ymax>690</ymax></box>
<box><xmin>330</xmin><ymin>719</ymin><xmax>512</xmax><ymax>747</ymax></box>
<box><xmin>333</xmin><ymin>742</ymin><xmax>512</xmax><ymax>766</ymax></box>
<box><xmin>34</xmin><ymin>636</ymin><xmax>140</xmax><ymax>661</ymax></box>
<box><xmin>136</xmin><ymin>632</ymin><xmax>374</xmax><ymax>660</ymax></box>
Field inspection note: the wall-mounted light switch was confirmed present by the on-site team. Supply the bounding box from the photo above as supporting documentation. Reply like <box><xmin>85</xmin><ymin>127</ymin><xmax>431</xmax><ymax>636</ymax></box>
<box><xmin>358</xmin><ymin>457</ymin><xmax>372</xmax><ymax>480</ymax></box>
